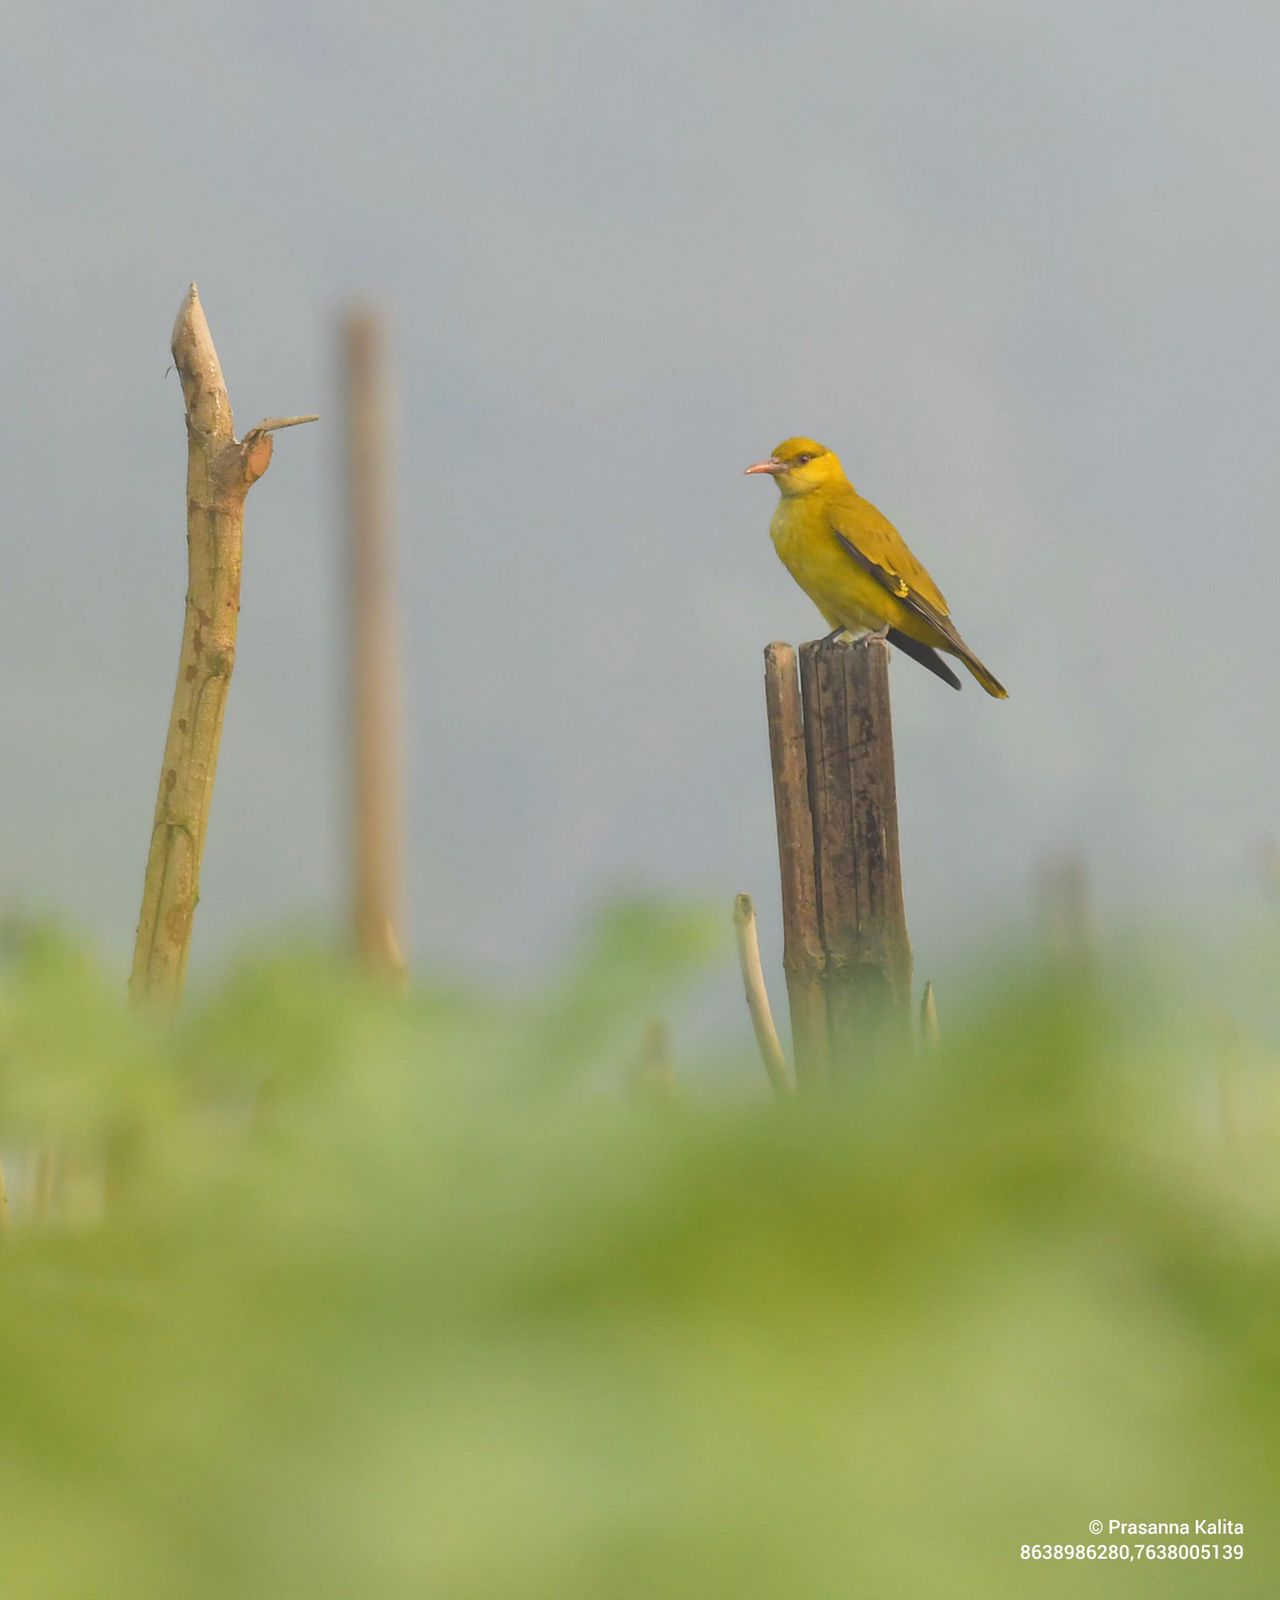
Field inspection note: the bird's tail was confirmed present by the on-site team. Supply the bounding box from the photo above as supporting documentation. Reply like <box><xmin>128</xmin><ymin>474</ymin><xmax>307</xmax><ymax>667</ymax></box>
<box><xmin>957</xmin><ymin>649</ymin><xmax>1008</xmax><ymax>699</ymax></box>
<box><xmin>888</xmin><ymin>628</ymin><xmax>1008</xmax><ymax>698</ymax></box>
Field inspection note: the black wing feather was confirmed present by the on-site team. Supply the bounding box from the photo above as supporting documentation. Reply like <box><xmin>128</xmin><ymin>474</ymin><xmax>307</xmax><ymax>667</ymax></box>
<box><xmin>885</xmin><ymin>629</ymin><xmax>962</xmax><ymax>690</ymax></box>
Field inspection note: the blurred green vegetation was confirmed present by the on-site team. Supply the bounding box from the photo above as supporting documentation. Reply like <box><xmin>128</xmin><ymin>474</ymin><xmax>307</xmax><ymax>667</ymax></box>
<box><xmin>1</xmin><ymin>905</ymin><xmax>1277</xmax><ymax>1597</ymax></box>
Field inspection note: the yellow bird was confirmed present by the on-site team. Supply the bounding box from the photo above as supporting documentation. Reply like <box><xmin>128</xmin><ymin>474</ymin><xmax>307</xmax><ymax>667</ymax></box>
<box><xmin>746</xmin><ymin>436</ymin><xmax>1007</xmax><ymax>697</ymax></box>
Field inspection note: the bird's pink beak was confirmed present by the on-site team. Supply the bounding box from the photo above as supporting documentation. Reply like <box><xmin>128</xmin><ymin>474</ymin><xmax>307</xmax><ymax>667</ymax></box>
<box><xmin>744</xmin><ymin>458</ymin><xmax>784</xmax><ymax>476</ymax></box>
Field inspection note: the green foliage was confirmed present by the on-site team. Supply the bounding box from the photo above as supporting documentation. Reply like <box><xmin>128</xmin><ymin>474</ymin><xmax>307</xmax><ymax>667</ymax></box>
<box><xmin>0</xmin><ymin>910</ymin><xmax>1277</xmax><ymax>1597</ymax></box>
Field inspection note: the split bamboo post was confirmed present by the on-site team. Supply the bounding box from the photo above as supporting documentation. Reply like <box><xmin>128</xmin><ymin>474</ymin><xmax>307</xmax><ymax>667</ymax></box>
<box><xmin>342</xmin><ymin>307</ymin><xmax>406</xmax><ymax>982</ymax></box>
<box><xmin>763</xmin><ymin>644</ymin><xmax>829</xmax><ymax>1089</ymax></box>
<box><xmin>765</xmin><ymin>636</ymin><xmax>913</xmax><ymax>1086</ymax></box>
<box><xmin>800</xmin><ymin>636</ymin><xmax>913</xmax><ymax>1070</ymax></box>
<box><xmin>129</xmin><ymin>285</ymin><xmax>317</xmax><ymax>1003</ymax></box>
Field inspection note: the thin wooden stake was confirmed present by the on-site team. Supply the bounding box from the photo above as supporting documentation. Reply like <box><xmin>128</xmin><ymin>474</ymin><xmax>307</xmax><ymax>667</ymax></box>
<box><xmin>129</xmin><ymin>285</ymin><xmax>316</xmax><ymax>1003</ymax></box>
<box><xmin>733</xmin><ymin>894</ymin><xmax>795</xmax><ymax>1098</ymax></box>
<box><xmin>629</xmin><ymin>1017</ymin><xmax>678</xmax><ymax>1106</ymax></box>
<box><xmin>33</xmin><ymin>1141</ymin><xmax>55</xmax><ymax>1225</ymax></box>
<box><xmin>1262</xmin><ymin>841</ymin><xmax>1280</xmax><ymax>900</ymax></box>
<box><xmin>343</xmin><ymin>307</ymin><xmax>406</xmax><ymax>983</ymax></box>
<box><xmin>920</xmin><ymin>980</ymin><xmax>940</xmax><ymax>1049</ymax></box>
<box><xmin>0</xmin><ymin>1156</ymin><xmax>10</xmax><ymax>1236</ymax></box>
<box><xmin>798</xmin><ymin>636</ymin><xmax>912</xmax><ymax>1075</ymax></box>
<box><xmin>764</xmin><ymin>643</ymin><xmax>829</xmax><ymax>1088</ymax></box>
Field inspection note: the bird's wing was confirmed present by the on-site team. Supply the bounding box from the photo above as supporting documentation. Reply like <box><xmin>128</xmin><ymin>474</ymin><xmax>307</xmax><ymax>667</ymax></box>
<box><xmin>885</xmin><ymin>631</ymin><xmax>962</xmax><ymax>690</ymax></box>
<box><xmin>826</xmin><ymin>489</ymin><xmax>972</xmax><ymax>655</ymax></box>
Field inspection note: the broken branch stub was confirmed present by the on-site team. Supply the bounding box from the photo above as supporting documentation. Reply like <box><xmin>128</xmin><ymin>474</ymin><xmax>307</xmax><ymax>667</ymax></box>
<box><xmin>129</xmin><ymin>285</ymin><xmax>317</xmax><ymax>1004</ymax></box>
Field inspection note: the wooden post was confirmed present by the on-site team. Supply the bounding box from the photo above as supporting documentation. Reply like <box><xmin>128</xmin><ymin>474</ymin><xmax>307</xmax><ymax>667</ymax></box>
<box><xmin>342</xmin><ymin>307</ymin><xmax>406</xmax><ymax>982</ymax></box>
<box><xmin>129</xmin><ymin>285</ymin><xmax>316</xmax><ymax>1004</ymax></box>
<box><xmin>765</xmin><ymin>636</ymin><xmax>912</xmax><ymax>1086</ymax></box>
<box><xmin>764</xmin><ymin>644</ymin><xmax>829</xmax><ymax>1088</ymax></box>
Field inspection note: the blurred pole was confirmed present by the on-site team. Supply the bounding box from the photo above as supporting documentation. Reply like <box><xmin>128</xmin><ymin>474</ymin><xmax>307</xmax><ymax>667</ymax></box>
<box><xmin>1261</xmin><ymin>840</ymin><xmax>1280</xmax><ymax>901</ymax></box>
<box><xmin>1038</xmin><ymin>849</ymin><xmax>1092</xmax><ymax>965</ymax></box>
<box><xmin>629</xmin><ymin>1018</ymin><xmax>678</xmax><ymax>1106</ymax></box>
<box><xmin>342</xmin><ymin>307</ymin><xmax>406</xmax><ymax>981</ymax></box>
<box><xmin>919</xmin><ymin>980</ymin><xmax>941</xmax><ymax>1050</ymax></box>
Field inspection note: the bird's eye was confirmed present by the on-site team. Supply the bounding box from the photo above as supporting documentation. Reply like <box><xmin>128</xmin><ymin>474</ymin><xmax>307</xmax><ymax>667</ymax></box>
<box><xmin>795</xmin><ymin>453</ymin><xmax>812</xmax><ymax>466</ymax></box>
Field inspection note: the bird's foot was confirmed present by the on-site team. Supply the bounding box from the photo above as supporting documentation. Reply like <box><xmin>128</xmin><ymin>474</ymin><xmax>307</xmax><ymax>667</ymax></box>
<box><xmin>819</xmin><ymin>624</ymin><xmax>889</xmax><ymax>647</ymax></box>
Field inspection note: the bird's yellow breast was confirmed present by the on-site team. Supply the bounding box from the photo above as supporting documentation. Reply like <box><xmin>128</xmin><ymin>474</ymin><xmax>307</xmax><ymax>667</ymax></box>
<box><xmin>770</xmin><ymin>497</ymin><xmax>908</xmax><ymax>634</ymax></box>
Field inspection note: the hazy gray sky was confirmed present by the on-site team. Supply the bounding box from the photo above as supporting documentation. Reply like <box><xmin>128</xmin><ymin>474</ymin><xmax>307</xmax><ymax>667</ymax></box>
<box><xmin>4</xmin><ymin>0</ymin><xmax>1279</xmax><ymax>996</ymax></box>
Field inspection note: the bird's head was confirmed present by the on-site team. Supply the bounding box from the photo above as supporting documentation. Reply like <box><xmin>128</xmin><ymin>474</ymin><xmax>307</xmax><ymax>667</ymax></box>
<box><xmin>744</xmin><ymin>437</ymin><xmax>844</xmax><ymax>497</ymax></box>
